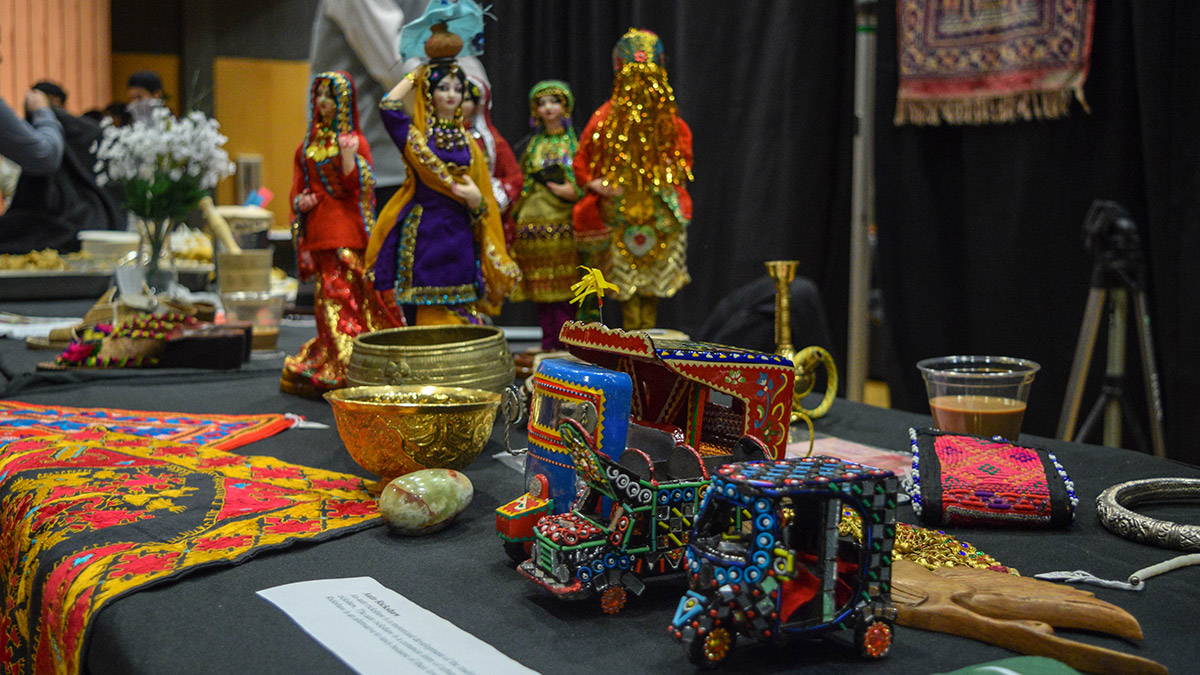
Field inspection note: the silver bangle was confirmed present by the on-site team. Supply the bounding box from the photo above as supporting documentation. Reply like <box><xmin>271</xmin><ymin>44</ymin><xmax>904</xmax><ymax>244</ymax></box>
<box><xmin>1096</xmin><ymin>478</ymin><xmax>1200</xmax><ymax>551</ymax></box>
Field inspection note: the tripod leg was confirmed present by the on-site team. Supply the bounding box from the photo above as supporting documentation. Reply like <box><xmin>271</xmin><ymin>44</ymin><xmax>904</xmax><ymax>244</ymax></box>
<box><xmin>1132</xmin><ymin>290</ymin><xmax>1168</xmax><ymax>458</ymax></box>
<box><xmin>1101</xmin><ymin>289</ymin><xmax>1129</xmax><ymax>448</ymax></box>
<box><xmin>1073</xmin><ymin>388</ymin><xmax>1110</xmax><ymax>445</ymax></box>
<box><xmin>1117</xmin><ymin>393</ymin><xmax>1153</xmax><ymax>456</ymax></box>
<box><xmin>1058</xmin><ymin>288</ymin><xmax>1107</xmax><ymax>440</ymax></box>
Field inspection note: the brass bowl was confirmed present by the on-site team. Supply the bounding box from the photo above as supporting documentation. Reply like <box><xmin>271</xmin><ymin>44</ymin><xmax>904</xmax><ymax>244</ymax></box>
<box><xmin>325</xmin><ymin>385</ymin><xmax>501</xmax><ymax>484</ymax></box>
<box><xmin>346</xmin><ymin>325</ymin><xmax>514</xmax><ymax>393</ymax></box>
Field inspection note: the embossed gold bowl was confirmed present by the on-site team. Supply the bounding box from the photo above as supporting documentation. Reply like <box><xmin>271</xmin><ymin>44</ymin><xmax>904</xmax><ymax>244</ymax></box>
<box><xmin>325</xmin><ymin>385</ymin><xmax>501</xmax><ymax>485</ymax></box>
<box><xmin>346</xmin><ymin>325</ymin><xmax>514</xmax><ymax>393</ymax></box>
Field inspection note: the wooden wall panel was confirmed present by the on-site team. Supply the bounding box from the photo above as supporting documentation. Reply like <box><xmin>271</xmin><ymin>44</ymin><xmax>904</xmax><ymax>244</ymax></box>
<box><xmin>0</xmin><ymin>0</ymin><xmax>111</xmax><ymax>115</ymax></box>
<box><xmin>0</xmin><ymin>3</ymin><xmax>13</xmax><ymax>103</ymax></box>
<box><xmin>213</xmin><ymin>57</ymin><xmax>310</xmax><ymax>230</ymax></box>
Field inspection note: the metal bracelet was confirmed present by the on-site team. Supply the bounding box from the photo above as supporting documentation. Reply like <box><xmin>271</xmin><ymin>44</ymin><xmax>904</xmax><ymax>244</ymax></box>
<box><xmin>501</xmin><ymin>384</ymin><xmax>528</xmax><ymax>456</ymax></box>
<box><xmin>1096</xmin><ymin>478</ymin><xmax>1200</xmax><ymax>551</ymax></box>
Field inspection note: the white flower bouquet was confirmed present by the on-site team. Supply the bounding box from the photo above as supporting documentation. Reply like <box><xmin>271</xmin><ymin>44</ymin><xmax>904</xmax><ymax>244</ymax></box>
<box><xmin>93</xmin><ymin>106</ymin><xmax>235</xmax><ymax>282</ymax></box>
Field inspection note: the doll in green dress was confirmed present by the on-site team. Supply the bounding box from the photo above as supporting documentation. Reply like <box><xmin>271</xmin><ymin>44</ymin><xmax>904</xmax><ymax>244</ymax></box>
<box><xmin>512</xmin><ymin>80</ymin><xmax>583</xmax><ymax>350</ymax></box>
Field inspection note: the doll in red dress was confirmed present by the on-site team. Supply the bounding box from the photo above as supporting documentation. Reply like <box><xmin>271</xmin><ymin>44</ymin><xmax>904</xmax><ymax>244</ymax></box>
<box><xmin>280</xmin><ymin>71</ymin><xmax>404</xmax><ymax>398</ymax></box>
<box><xmin>462</xmin><ymin>75</ymin><xmax>523</xmax><ymax>252</ymax></box>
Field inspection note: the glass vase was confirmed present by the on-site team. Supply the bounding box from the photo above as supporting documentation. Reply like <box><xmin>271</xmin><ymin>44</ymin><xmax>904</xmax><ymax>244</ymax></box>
<box><xmin>136</xmin><ymin>217</ymin><xmax>178</xmax><ymax>295</ymax></box>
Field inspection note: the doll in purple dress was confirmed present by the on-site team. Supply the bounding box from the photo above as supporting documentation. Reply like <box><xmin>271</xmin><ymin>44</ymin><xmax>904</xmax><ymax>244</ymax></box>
<box><xmin>365</xmin><ymin>24</ymin><xmax>518</xmax><ymax>325</ymax></box>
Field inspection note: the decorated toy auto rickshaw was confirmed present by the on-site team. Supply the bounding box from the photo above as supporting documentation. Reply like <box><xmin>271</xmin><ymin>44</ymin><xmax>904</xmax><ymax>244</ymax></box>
<box><xmin>496</xmin><ymin>321</ymin><xmax>796</xmax><ymax>605</ymax></box>
<box><xmin>669</xmin><ymin>456</ymin><xmax>899</xmax><ymax>667</ymax></box>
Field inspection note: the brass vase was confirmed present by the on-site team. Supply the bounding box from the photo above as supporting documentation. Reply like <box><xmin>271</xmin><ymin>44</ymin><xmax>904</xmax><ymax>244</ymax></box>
<box><xmin>763</xmin><ymin>260</ymin><xmax>838</xmax><ymax>427</ymax></box>
<box><xmin>764</xmin><ymin>260</ymin><xmax>798</xmax><ymax>362</ymax></box>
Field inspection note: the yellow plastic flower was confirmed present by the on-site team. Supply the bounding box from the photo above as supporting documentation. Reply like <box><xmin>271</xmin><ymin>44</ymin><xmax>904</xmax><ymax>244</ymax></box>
<box><xmin>570</xmin><ymin>266</ymin><xmax>619</xmax><ymax>307</ymax></box>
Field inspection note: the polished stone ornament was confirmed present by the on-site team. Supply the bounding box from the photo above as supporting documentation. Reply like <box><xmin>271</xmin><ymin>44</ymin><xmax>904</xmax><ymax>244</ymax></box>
<box><xmin>379</xmin><ymin>469</ymin><xmax>474</xmax><ymax>535</ymax></box>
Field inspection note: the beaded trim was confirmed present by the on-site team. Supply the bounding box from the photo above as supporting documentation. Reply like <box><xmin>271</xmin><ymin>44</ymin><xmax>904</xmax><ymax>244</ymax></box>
<box><xmin>355</xmin><ymin>153</ymin><xmax>376</xmax><ymax>236</ymax></box>
<box><xmin>406</xmin><ymin>126</ymin><xmax>457</xmax><ymax>193</ymax></box>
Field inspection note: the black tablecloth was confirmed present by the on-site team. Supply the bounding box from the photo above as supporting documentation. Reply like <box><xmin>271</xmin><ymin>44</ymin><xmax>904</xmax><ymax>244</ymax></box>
<box><xmin>2</xmin><ymin>300</ymin><xmax>1198</xmax><ymax>674</ymax></box>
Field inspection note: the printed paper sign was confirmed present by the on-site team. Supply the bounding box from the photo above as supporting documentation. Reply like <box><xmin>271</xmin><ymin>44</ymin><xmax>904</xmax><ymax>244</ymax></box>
<box><xmin>259</xmin><ymin>577</ymin><xmax>538</xmax><ymax>675</ymax></box>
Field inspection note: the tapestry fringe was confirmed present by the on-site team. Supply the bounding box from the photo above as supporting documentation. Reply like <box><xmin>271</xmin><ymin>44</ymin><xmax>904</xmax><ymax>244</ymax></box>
<box><xmin>894</xmin><ymin>86</ymin><xmax>1089</xmax><ymax>126</ymax></box>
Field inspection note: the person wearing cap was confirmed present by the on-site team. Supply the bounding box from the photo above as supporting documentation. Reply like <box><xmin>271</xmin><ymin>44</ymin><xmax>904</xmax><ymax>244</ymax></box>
<box><xmin>126</xmin><ymin>70</ymin><xmax>165</xmax><ymax>124</ymax></box>
<box><xmin>126</xmin><ymin>70</ymin><xmax>164</xmax><ymax>102</ymax></box>
<box><xmin>33</xmin><ymin>80</ymin><xmax>103</xmax><ymax>169</ymax></box>
<box><xmin>31</xmin><ymin>81</ymin><xmax>66</xmax><ymax>108</ymax></box>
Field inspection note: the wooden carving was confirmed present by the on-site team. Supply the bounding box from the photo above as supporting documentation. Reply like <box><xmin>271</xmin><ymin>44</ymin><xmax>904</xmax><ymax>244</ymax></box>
<box><xmin>891</xmin><ymin>559</ymin><xmax>1167</xmax><ymax>675</ymax></box>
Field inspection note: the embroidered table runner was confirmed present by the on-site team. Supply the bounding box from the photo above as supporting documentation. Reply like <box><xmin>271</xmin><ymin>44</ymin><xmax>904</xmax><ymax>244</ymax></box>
<box><xmin>0</xmin><ymin>427</ymin><xmax>380</xmax><ymax>675</ymax></box>
<box><xmin>894</xmin><ymin>0</ymin><xmax>1096</xmax><ymax>125</ymax></box>
<box><xmin>0</xmin><ymin>401</ymin><xmax>295</xmax><ymax>450</ymax></box>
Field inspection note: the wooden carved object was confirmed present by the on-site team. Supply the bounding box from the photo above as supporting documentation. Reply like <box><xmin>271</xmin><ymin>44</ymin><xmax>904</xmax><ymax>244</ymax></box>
<box><xmin>891</xmin><ymin>559</ymin><xmax>1166</xmax><ymax>675</ymax></box>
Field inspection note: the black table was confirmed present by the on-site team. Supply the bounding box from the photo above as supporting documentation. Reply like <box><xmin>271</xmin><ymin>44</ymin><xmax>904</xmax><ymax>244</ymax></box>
<box><xmin>2</xmin><ymin>300</ymin><xmax>1197</xmax><ymax>674</ymax></box>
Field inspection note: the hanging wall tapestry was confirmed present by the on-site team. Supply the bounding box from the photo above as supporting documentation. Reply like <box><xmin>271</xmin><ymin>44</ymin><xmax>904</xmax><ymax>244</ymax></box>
<box><xmin>894</xmin><ymin>0</ymin><xmax>1096</xmax><ymax>125</ymax></box>
<box><xmin>0</xmin><ymin>427</ymin><xmax>380</xmax><ymax>675</ymax></box>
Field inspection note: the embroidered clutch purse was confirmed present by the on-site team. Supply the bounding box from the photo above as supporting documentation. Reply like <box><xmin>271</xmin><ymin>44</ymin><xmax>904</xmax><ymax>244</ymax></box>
<box><xmin>907</xmin><ymin>428</ymin><xmax>1077</xmax><ymax>528</ymax></box>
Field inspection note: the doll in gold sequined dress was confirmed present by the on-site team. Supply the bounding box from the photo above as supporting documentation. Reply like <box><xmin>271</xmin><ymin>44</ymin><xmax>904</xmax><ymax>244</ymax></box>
<box><xmin>280</xmin><ymin>72</ymin><xmax>405</xmax><ymax>399</ymax></box>
<box><xmin>513</xmin><ymin>80</ymin><xmax>582</xmax><ymax>350</ymax></box>
<box><xmin>573</xmin><ymin>29</ymin><xmax>694</xmax><ymax>330</ymax></box>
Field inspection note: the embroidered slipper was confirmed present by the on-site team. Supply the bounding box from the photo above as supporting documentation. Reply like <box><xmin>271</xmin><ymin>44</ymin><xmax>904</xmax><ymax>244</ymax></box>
<box><xmin>38</xmin><ymin>315</ymin><xmax>252</xmax><ymax>371</ymax></box>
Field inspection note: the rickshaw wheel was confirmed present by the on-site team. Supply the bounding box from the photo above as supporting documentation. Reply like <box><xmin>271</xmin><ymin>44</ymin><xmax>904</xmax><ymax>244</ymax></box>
<box><xmin>856</xmin><ymin>616</ymin><xmax>893</xmax><ymax>659</ymax></box>
<box><xmin>503</xmin><ymin>541</ymin><xmax>529</xmax><ymax>563</ymax></box>
<box><xmin>688</xmin><ymin>626</ymin><xmax>734</xmax><ymax>668</ymax></box>
<box><xmin>599</xmin><ymin>585</ymin><xmax>627</xmax><ymax>614</ymax></box>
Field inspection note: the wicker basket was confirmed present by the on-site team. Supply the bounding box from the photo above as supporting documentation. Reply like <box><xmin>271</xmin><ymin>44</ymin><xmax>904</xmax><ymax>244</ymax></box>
<box><xmin>346</xmin><ymin>325</ymin><xmax>514</xmax><ymax>393</ymax></box>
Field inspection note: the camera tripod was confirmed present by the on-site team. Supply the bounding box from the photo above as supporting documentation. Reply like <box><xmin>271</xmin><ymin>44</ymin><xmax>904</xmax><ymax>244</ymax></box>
<box><xmin>1057</xmin><ymin>201</ymin><xmax>1166</xmax><ymax>457</ymax></box>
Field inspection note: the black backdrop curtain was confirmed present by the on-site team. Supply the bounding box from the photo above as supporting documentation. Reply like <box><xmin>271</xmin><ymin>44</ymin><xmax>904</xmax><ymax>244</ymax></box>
<box><xmin>875</xmin><ymin>0</ymin><xmax>1200</xmax><ymax>463</ymax></box>
<box><xmin>477</xmin><ymin>1</ymin><xmax>1199</xmax><ymax>464</ymax></box>
<box><xmin>479</xmin><ymin>1</ymin><xmax>857</xmax><ymax>372</ymax></box>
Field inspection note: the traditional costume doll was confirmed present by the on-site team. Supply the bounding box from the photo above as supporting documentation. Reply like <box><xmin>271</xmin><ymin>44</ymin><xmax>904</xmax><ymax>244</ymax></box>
<box><xmin>280</xmin><ymin>71</ymin><xmax>405</xmax><ymax>399</ymax></box>
<box><xmin>462</xmin><ymin>76</ymin><xmax>523</xmax><ymax>251</ymax></box>
<box><xmin>366</xmin><ymin>24</ymin><xmax>519</xmax><ymax>325</ymax></box>
<box><xmin>573</xmin><ymin>28</ymin><xmax>694</xmax><ymax>330</ymax></box>
<box><xmin>513</xmin><ymin>80</ymin><xmax>583</xmax><ymax>350</ymax></box>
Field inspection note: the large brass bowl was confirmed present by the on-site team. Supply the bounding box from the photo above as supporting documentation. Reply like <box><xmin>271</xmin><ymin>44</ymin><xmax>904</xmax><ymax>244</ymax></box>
<box><xmin>325</xmin><ymin>385</ymin><xmax>501</xmax><ymax>484</ymax></box>
<box><xmin>346</xmin><ymin>325</ymin><xmax>514</xmax><ymax>393</ymax></box>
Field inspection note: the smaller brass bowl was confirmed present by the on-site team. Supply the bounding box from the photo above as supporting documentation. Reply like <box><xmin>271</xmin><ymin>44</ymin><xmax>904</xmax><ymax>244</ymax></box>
<box><xmin>325</xmin><ymin>385</ymin><xmax>501</xmax><ymax>485</ymax></box>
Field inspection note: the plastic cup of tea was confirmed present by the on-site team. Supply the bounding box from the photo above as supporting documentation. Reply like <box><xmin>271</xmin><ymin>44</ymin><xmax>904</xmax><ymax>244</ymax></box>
<box><xmin>916</xmin><ymin>355</ymin><xmax>1040</xmax><ymax>440</ymax></box>
<box><xmin>221</xmin><ymin>290</ymin><xmax>284</xmax><ymax>351</ymax></box>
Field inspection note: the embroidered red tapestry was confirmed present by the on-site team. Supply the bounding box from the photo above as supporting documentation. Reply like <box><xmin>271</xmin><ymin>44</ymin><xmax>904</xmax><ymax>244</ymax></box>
<box><xmin>895</xmin><ymin>0</ymin><xmax>1096</xmax><ymax>125</ymax></box>
<box><xmin>0</xmin><ymin>401</ymin><xmax>295</xmax><ymax>450</ymax></box>
<box><xmin>0</xmin><ymin>428</ymin><xmax>380</xmax><ymax>675</ymax></box>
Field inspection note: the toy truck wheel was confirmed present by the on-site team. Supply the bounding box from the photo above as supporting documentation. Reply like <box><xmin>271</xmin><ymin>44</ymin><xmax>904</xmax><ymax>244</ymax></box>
<box><xmin>687</xmin><ymin>625</ymin><xmax>735</xmax><ymax>668</ymax></box>
<box><xmin>855</xmin><ymin>616</ymin><xmax>894</xmax><ymax>659</ymax></box>
<box><xmin>599</xmin><ymin>584</ymin><xmax>627</xmax><ymax>614</ymax></box>
<box><xmin>503</xmin><ymin>541</ymin><xmax>529</xmax><ymax>562</ymax></box>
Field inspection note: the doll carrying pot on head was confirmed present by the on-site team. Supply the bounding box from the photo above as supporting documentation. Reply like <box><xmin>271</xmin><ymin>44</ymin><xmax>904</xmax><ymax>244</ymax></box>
<box><xmin>365</xmin><ymin>21</ymin><xmax>520</xmax><ymax>326</ymax></box>
<box><xmin>280</xmin><ymin>71</ymin><xmax>405</xmax><ymax>399</ymax></box>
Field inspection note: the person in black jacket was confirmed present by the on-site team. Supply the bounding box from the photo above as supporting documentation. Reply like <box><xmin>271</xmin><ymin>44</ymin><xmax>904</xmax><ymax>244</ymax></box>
<box><xmin>0</xmin><ymin>81</ymin><xmax>121</xmax><ymax>254</ymax></box>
